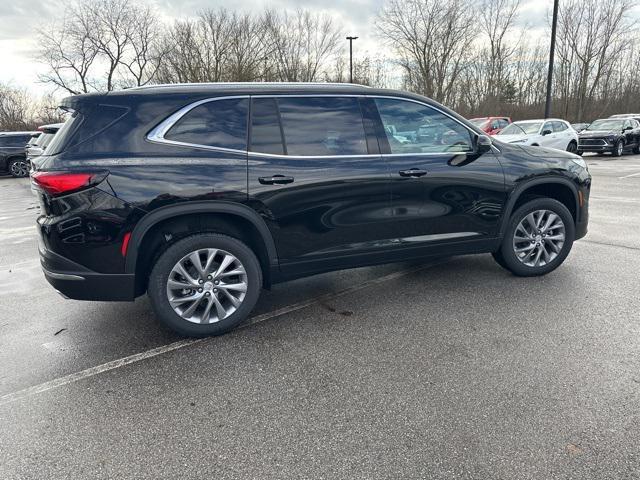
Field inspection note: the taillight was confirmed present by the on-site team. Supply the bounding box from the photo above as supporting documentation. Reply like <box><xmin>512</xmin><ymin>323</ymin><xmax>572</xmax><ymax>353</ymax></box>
<box><xmin>31</xmin><ymin>171</ymin><xmax>108</xmax><ymax>196</ymax></box>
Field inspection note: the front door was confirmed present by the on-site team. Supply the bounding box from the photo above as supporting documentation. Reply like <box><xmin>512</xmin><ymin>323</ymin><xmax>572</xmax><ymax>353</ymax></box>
<box><xmin>369</xmin><ymin>97</ymin><xmax>506</xmax><ymax>252</ymax></box>
<box><xmin>247</xmin><ymin>95</ymin><xmax>395</xmax><ymax>267</ymax></box>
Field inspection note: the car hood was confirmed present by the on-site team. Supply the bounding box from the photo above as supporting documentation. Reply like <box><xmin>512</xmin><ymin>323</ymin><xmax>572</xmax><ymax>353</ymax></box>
<box><xmin>495</xmin><ymin>134</ymin><xmax>530</xmax><ymax>143</ymax></box>
<box><xmin>579</xmin><ymin>130</ymin><xmax>618</xmax><ymax>138</ymax></box>
<box><xmin>514</xmin><ymin>144</ymin><xmax>578</xmax><ymax>159</ymax></box>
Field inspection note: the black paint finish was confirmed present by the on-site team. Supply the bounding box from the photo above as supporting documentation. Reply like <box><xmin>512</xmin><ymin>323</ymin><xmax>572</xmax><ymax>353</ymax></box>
<box><xmin>33</xmin><ymin>83</ymin><xmax>591</xmax><ymax>301</ymax></box>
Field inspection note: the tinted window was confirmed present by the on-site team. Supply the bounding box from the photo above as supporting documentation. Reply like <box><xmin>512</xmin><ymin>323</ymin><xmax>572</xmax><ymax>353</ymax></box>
<box><xmin>250</xmin><ymin>98</ymin><xmax>284</xmax><ymax>155</ymax></box>
<box><xmin>374</xmin><ymin>98</ymin><xmax>473</xmax><ymax>154</ymax></box>
<box><xmin>277</xmin><ymin>97</ymin><xmax>367</xmax><ymax>156</ymax></box>
<box><xmin>165</xmin><ymin>98</ymin><xmax>248</xmax><ymax>150</ymax></box>
<box><xmin>498</xmin><ymin>119</ymin><xmax>509</xmax><ymax>128</ymax></box>
<box><xmin>552</xmin><ymin>121</ymin><xmax>567</xmax><ymax>132</ymax></box>
<box><xmin>45</xmin><ymin>112</ymin><xmax>82</xmax><ymax>155</ymax></box>
<box><xmin>0</xmin><ymin>135</ymin><xmax>30</xmax><ymax>147</ymax></box>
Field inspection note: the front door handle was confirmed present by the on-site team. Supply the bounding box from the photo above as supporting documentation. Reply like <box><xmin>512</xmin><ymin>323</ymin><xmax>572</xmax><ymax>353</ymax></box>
<box><xmin>258</xmin><ymin>175</ymin><xmax>294</xmax><ymax>185</ymax></box>
<box><xmin>399</xmin><ymin>168</ymin><xmax>428</xmax><ymax>178</ymax></box>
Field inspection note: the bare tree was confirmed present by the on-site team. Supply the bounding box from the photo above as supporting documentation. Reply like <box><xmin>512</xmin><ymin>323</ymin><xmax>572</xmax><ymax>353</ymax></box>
<box><xmin>37</xmin><ymin>15</ymin><xmax>100</xmax><ymax>94</ymax></box>
<box><xmin>377</xmin><ymin>0</ymin><xmax>477</xmax><ymax>104</ymax></box>
<box><xmin>265</xmin><ymin>9</ymin><xmax>341</xmax><ymax>82</ymax></box>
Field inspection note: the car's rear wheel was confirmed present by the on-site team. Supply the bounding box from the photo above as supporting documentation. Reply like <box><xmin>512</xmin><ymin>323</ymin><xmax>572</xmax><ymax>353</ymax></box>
<box><xmin>8</xmin><ymin>158</ymin><xmax>29</xmax><ymax>178</ymax></box>
<box><xmin>147</xmin><ymin>233</ymin><xmax>262</xmax><ymax>337</ymax></box>
<box><xmin>493</xmin><ymin>198</ymin><xmax>575</xmax><ymax>277</ymax></box>
<box><xmin>612</xmin><ymin>139</ymin><xmax>624</xmax><ymax>157</ymax></box>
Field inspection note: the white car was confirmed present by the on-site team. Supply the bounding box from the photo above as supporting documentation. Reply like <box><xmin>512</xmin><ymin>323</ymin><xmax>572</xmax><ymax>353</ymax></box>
<box><xmin>495</xmin><ymin>119</ymin><xmax>579</xmax><ymax>153</ymax></box>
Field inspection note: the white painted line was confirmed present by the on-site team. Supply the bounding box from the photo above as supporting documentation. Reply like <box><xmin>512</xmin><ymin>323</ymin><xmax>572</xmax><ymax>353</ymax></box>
<box><xmin>0</xmin><ymin>259</ymin><xmax>448</xmax><ymax>406</ymax></box>
<box><xmin>619</xmin><ymin>171</ymin><xmax>640</xmax><ymax>179</ymax></box>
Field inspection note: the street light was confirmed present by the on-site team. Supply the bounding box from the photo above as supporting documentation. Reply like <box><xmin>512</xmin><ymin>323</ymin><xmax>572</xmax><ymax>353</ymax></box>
<box><xmin>544</xmin><ymin>0</ymin><xmax>560</xmax><ymax>119</ymax></box>
<box><xmin>346</xmin><ymin>36</ymin><xmax>358</xmax><ymax>83</ymax></box>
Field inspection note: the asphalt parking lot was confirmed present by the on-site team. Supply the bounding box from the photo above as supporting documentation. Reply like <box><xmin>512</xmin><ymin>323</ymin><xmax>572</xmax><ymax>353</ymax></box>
<box><xmin>1</xmin><ymin>155</ymin><xmax>639</xmax><ymax>479</ymax></box>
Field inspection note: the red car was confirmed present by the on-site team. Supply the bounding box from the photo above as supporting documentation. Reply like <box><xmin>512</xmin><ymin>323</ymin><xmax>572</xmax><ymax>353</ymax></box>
<box><xmin>469</xmin><ymin>116</ymin><xmax>512</xmax><ymax>135</ymax></box>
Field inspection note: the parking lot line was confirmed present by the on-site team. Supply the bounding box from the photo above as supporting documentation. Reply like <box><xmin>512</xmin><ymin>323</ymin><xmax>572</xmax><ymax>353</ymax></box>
<box><xmin>0</xmin><ymin>258</ymin><xmax>448</xmax><ymax>406</ymax></box>
<box><xmin>619</xmin><ymin>171</ymin><xmax>640</xmax><ymax>179</ymax></box>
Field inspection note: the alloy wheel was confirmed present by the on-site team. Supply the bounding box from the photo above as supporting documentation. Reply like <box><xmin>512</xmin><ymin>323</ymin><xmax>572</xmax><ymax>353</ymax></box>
<box><xmin>10</xmin><ymin>160</ymin><xmax>29</xmax><ymax>177</ymax></box>
<box><xmin>166</xmin><ymin>248</ymin><xmax>248</xmax><ymax>324</ymax></box>
<box><xmin>616</xmin><ymin>141</ymin><xmax>624</xmax><ymax>156</ymax></box>
<box><xmin>512</xmin><ymin>209</ymin><xmax>565</xmax><ymax>267</ymax></box>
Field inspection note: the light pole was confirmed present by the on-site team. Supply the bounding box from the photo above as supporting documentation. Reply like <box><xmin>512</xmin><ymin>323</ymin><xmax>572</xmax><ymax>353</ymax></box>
<box><xmin>346</xmin><ymin>36</ymin><xmax>358</xmax><ymax>83</ymax></box>
<box><xmin>544</xmin><ymin>0</ymin><xmax>560</xmax><ymax>119</ymax></box>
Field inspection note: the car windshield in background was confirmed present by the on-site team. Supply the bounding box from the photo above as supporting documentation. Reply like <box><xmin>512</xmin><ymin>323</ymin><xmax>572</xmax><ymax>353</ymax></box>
<box><xmin>587</xmin><ymin>119</ymin><xmax>624</xmax><ymax>131</ymax></box>
<box><xmin>469</xmin><ymin>118</ymin><xmax>488</xmax><ymax>126</ymax></box>
<box><xmin>499</xmin><ymin>122</ymin><xmax>542</xmax><ymax>135</ymax></box>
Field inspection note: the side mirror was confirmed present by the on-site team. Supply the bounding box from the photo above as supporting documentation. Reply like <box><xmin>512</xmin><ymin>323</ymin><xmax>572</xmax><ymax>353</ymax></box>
<box><xmin>477</xmin><ymin>134</ymin><xmax>492</xmax><ymax>154</ymax></box>
<box><xmin>542</xmin><ymin>129</ymin><xmax>552</xmax><ymax>136</ymax></box>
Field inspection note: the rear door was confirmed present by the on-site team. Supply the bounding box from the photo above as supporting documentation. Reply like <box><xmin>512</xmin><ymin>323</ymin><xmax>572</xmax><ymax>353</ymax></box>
<box><xmin>248</xmin><ymin>95</ymin><xmax>395</xmax><ymax>269</ymax></box>
<box><xmin>370</xmin><ymin>97</ymin><xmax>506</xmax><ymax>253</ymax></box>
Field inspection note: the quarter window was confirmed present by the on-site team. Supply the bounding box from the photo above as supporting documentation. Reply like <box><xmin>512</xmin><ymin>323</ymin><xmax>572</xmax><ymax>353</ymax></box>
<box><xmin>165</xmin><ymin>98</ymin><xmax>248</xmax><ymax>150</ymax></box>
<box><xmin>276</xmin><ymin>97</ymin><xmax>368</xmax><ymax>156</ymax></box>
<box><xmin>374</xmin><ymin>98</ymin><xmax>473</xmax><ymax>154</ymax></box>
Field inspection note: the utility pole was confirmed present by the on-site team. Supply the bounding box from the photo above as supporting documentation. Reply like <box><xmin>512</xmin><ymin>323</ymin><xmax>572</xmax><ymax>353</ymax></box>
<box><xmin>544</xmin><ymin>0</ymin><xmax>560</xmax><ymax>119</ymax></box>
<box><xmin>346</xmin><ymin>36</ymin><xmax>358</xmax><ymax>83</ymax></box>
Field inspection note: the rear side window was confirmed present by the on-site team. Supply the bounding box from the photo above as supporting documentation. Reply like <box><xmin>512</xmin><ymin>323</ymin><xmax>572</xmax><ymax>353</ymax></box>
<box><xmin>277</xmin><ymin>97</ymin><xmax>368</xmax><ymax>156</ymax></box>
<box><xmin>165</xmin><ymin>98</ymin><xmax>248</xmax><ymax>150</ymax></box>
<box><xmin>250</xmin><ymin>98</ymin><xmax>285</xmax><ymax>155</ymax></box>
<box><xmin>44</xmin><ymin>111</ymin><xmax>83</xmax><ymax>155</ymax></box>
<box><xmin>552</xmin><ymin>121</ymin><xmax>567</xmax><ymax>132</ymax></box>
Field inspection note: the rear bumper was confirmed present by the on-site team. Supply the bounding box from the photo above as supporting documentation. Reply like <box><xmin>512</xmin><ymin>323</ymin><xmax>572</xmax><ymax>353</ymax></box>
<box><xmin>40</xmin><ymin>247</ymin><xmax>135</xmax><ymax>301</ymax></box>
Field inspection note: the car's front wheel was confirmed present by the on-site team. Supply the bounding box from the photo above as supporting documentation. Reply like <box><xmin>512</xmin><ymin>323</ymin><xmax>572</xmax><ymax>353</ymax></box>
<box><xmin>8</xmin><ymin>158</ymin><xmax>30</xmax><ymax>178</ymax></box>
<box><xmin>493</xmin><ymin>198</ymin><xmax>575</xmax><ymax>277</ymax></box>
<box><xmin>612</xmin><ymin>139</ymin><xmax>624</xmax><ymax>157</ymax></box>
<box><xmin>148</xmin><ymin>233</ymin><xmax>262</xmax><ymax>337</ymax></box>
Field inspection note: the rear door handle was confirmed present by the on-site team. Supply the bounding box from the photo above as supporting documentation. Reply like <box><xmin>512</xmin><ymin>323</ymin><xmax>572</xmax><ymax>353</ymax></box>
<box><xmin>258</xmin><ymin>175</ymin><xmax>294</xmax><ymax>185</ymax></box>
<box><xmin>399</xmin><ymin>168</ymin><xmax>428</xmax><ymax>178</ymax></box>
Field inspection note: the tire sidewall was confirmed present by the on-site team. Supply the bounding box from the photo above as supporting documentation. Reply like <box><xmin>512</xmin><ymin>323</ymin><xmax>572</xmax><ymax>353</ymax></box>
<box><xmin>499</xmin><ymin>198</ymin><xmax>575</xmax><ymax>277</ymax></box>
<box><xmin>148</xmin><ymin>234</ymin><xmax>262</xmax><ymax>337</ymax></box>
<box><xmin>613</xmin><ymin>140</ymin><xmax>624</xmax><ymax>156</ymax></box>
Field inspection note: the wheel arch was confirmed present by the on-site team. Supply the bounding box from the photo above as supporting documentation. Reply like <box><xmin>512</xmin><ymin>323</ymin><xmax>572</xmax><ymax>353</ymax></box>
<box><xmin>500</xmin><ymin>177</ymin><xmax>579</xmax><ymax>237</ymax></box>
<box><xmin>125</xmin><ymin>201</ymin><xmax>279</xmax><ymax>291</ymax></box>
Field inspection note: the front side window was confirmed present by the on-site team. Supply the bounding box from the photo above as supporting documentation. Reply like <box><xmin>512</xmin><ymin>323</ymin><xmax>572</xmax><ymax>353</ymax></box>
<box><xmin>276</xmin><ymin>97</ymin><xmax>368</xmax><ymax>156</ymax></box>
<box><xmin>165</xmin><ymin>98</ymin><xmax>248</xmax><ymax>150</ymax></box>
<box><xmin>375</xmin><ymin>98</ymin><xmax>473</xmax><ymax>154</ymax></box>
<box><xmin>542</xmin><ymin>122</ymin><xmax>553</xmax><ymax>134</ymax></box>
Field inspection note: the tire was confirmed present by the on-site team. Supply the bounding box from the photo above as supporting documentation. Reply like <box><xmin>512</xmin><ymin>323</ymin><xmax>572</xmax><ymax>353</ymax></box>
<box><xmin>494</xmin><ymin>198</ymin><xmax>575</xmax><ymax>277</ymax></box>
<box><xmin>633</xmin><ymin>143</ymin><xmax>640</xmax><ymax>154</ymax></box>
<box><xmin>8</xmin><ymin>157</ymin><xmax>29</xmax><ymax>178</ymax></box>
<box><xmin>147</xmin><ymin>233</ymin><xmax>262</xmax><ymax>337</ymax></box>
<box><xmin>612</xmin><ymin>139</ymin><xmax>624</xmax><ymax>157</ymax></box>
<box><xmin>566</xmin><ymin>141</ymin><xmax>577</xmax><ymax>154</ymax></box>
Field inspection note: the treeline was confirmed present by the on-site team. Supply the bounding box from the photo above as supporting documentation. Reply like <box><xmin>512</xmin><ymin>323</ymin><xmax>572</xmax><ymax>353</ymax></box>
<box><xmin>9</xmin><ymin>0</ymin><xmax>640</xmax><ymax>130</ymax></box>
<box><xmin>0</xmin><ymin>84</ymin><xmax>64</xmax><ymax>131</ymax></box>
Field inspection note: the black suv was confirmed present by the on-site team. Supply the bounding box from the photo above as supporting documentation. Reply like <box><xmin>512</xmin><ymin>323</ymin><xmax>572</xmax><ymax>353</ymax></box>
<box><xmin>577</xmin><ymin>117</ymin><xmax>640</xmax><ymax>156</ymax></box>
<box><xmin>32</xmin><ymin>83</ymin><xmax>591</xmax><ymax>336</ymax></box>
<box><xmin>0</xmin><ymin>131</ymin><xmax>36</xmax><ymax>177</ymax></box>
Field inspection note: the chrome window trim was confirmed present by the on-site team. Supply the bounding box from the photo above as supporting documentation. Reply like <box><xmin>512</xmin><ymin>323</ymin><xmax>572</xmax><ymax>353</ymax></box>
<box><xmin>146</xmin><ymin>93</ymin><xmax>493</xmax><ymax>158</ymax></box>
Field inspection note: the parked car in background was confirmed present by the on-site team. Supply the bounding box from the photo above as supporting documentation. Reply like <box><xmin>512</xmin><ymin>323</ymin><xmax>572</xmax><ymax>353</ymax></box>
<box><xmin>32</xmin><ymin>83</ymin><xmax>590</xmax><ymax>337</ymax></box>
<box><xmin>469</xmin><ymin>116</ymin><xmax>511</xmax><ymax>135</ymax></box>
<box><xmin>0</xmin><ymin>131</ymin><xmax>37</xmax><ymax>177</ymax></box>
<box><xmin>27</xmin><ymin>123</ymin><xmax>63</xmax><ymax>170</ymax></box>
<box><xmin>496</xmin><ymin>119</ymin><xmax>578</xmax><ymax>152</ymax></box>
<box><xmin>571</xmin><ymin>123</ymin><xmax>589</xmax><ymax>132</ymax></box>
<box><xmin>577</xmin><ymin>117</ymin><xmax>640</xmax><ymax>156</ymax></box>
<box><xmin>609</xmin><ymin>113</ymin><xmax>640</xmax><ymax>120</ymax></box>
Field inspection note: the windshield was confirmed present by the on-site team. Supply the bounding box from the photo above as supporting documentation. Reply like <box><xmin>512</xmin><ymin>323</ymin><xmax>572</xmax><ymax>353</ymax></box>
<box><xmin>499</xmin><ymin>122</ymin><xmax>542</xmax><ymax>135</ymax></box>
<box><xmin>587</xmin><ymin>119</ymin><xmax>624</xmax><ymax>131</ymax></box>
<box><xmin>469</xmin><ymin>118</ymin><xmax>488</xmax><ymax>126</ymax></box>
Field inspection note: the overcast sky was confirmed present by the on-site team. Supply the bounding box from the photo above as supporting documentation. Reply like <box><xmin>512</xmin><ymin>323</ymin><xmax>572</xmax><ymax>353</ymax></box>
<box><xmin>0</xmin><ymin>0</ymin><xmax>553</xmax><ymax>98</ymax></box>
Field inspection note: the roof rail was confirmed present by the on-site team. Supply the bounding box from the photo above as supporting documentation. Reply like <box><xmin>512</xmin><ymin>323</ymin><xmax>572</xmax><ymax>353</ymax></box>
<box><xmin>129</xmin><ymin>82</ymin><xmax>372</xmax><ymax>91</ymax></box>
